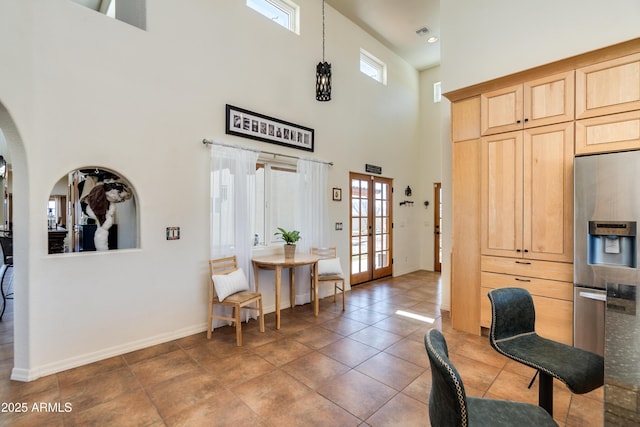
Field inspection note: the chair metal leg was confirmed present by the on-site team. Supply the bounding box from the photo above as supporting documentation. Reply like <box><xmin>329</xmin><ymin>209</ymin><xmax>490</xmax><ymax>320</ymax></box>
<box><xmin>528</xmin><ymin>370</ymin><xmax>538</xmax><ymax>389</ymax></box>
<box><xmin>0</xmin><ymin>265</ymin><xmax>8</xmax><ymax>321</ymax></box>
<box><xmin>538</xmin><ymin>371</ymin><xmax>553</xmax><ymax>416</ymax></box>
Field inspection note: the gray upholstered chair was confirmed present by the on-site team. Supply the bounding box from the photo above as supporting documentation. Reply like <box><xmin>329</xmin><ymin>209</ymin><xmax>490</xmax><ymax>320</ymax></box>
<box><xmin>0</xmin><ymin>233</ymin><xmax>13</xmax><ymax>321</ymax></box>
<box><xmin>488</xmin><ymin>287</ymin><xmax>604</xmax><ymax>416</ymax></box>
<box><xmin>424</xmin><ymin>328</ymin><xmax>557</xmax><ymax>426</ymax></box>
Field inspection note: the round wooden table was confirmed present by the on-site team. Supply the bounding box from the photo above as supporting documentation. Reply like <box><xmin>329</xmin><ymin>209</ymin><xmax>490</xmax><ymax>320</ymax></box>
<box><xmin>251</xmin><ymin>253</ymin><xmax>320</xmax><ymax>329</ymax></box>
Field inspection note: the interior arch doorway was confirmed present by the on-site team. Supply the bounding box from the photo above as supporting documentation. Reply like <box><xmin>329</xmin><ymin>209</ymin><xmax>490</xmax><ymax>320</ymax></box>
<box><xmin>0</xmin><ymin>100</ymin><xmax>30</xmax><ymax>382</ymax></box>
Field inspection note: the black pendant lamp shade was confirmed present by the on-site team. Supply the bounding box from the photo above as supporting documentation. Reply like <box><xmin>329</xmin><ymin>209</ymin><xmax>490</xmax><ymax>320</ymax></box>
<box><xmin>316</xmin><ymin>0</ymin><xmax>331</xmax><ymax>101</ymax></box>
<box><xmin>316</xmin><ymin>61</ymin><xmax>331</xmax><ymax>101</ymax></box>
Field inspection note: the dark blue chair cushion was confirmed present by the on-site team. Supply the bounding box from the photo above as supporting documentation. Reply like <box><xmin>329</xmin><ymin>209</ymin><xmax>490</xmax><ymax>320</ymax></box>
<box><xmin>488</xmin><ymin>287</ymin><xmax>604</xmax><ymax>394</ymax></box>
<box><xmin>467</xmin><ymin>397</ymin><xmax>558</xmax><ymax>426</ymax></box>
<box><xmin>425</xmin><ymin>329</ymin><xmax>557</xmax><ymax>427</ymax></box>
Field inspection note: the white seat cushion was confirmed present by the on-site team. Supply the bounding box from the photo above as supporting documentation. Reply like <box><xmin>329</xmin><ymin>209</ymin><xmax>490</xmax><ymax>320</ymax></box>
<box><xmin>318</xmin><ymin>257</ymin><xmax>343</xmax><ymax>276</ymax></box>
<box><xmin>213</xmin><ymin>269</ymin><xmax>249</xmax><ymax>301</ymax></box>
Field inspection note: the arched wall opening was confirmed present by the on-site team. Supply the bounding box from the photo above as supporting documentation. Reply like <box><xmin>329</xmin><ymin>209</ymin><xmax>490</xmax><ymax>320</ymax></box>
<box><xmin>0</xmin><ymin>99</ymin><xmax>30</xmax><ymax>381</ymax></box>
<box><xmin>47</xmin><ymin>167</ymin><xmax>139</xmax><ymax>254</ymax></box>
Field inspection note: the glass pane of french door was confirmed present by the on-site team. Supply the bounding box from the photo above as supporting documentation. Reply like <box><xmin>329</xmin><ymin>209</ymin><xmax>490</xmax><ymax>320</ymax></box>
<box><xmin>350</xmin><ymin>173</ymin><xmax>393</xmax><ymax>285</ymax></box>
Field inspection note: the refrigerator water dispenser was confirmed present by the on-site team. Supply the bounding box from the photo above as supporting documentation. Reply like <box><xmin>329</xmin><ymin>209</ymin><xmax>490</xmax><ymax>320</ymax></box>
<box><xmin>588</xmin><ymin>221</ymin><xmax>637</xmax><ymax>268</ymax></box>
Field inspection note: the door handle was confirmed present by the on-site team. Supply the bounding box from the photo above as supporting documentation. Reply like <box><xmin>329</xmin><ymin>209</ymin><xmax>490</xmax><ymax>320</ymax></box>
<box><xmin>515</xmin><ymin>278</ymin><xmax>531</xmax><ymax>282</ymax></box>
<box><xmin>579</xmin><ymin>291</ymin><xmax>606</xmax><ymax>302</ymax></box>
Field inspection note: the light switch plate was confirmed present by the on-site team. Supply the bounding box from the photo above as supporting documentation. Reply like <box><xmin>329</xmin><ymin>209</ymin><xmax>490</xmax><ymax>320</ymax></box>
<box><xmin>166</xmin><ymin>227</ymin><xmax>180</xmax><ymax>240</ymax></box>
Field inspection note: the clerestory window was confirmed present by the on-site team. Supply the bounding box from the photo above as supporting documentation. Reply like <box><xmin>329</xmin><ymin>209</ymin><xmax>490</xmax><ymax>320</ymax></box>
<box><xmin>246</xmin><ymin>0</ymin><xmax>300</xmax><ymax>34</ymax></box>
<box><xmin>360</xmin><ymin>49</ymin><xmax>387</xmax><ymax>85</ymax></box>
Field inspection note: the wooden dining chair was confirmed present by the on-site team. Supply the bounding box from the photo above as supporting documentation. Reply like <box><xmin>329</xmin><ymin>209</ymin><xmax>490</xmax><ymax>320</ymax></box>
<box><xmin>310</xmin><ymin>247</ymin><xmax>346</xmax><ymax>311</ymax></box>
<box><xmin>208</xmin><ymin>256</ymin><xmax>264</xmax><ymax>346</ymax></box>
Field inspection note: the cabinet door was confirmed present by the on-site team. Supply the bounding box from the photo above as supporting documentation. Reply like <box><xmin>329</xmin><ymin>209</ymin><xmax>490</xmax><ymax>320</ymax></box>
<box><xmin>481</xmin><ymin>85</ymin><xmax>523</xmax><ymax>135</ymax></box>
<box><xmin>481</xmin><ymin>131</ymin><xmax>523</xmax><ymax>257</ymax></box>
<box><xmin>452</xmin><ymin>96</ymin><xmax>481</xmax><ymax>142</ymax></box>
<box><xmin>576</xmin><ymin>52</ymin><xmax>640</xmax><ymax>119</ymax></box>
<box><xmin>452</xmin><ymin>139</ymin><xmax>481</xmax><ymax>335</ymax></box>
<box><xmin>524</xmin><ymin>71</ymin><xmax>575</xmax><ymax>128</ymax></box>
<box><xmin>523</xmin><ymin>123</ymin><xmax>574</xmax><ymax>262</ymax></box>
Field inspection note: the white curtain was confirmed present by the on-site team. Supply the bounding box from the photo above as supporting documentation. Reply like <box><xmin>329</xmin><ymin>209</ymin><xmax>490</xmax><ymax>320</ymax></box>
<box><xmin>210</xmin><ymin>145</ymin><xmax>257</xmax><ymax>325</ymax></box>
<box><xmin>294</xmin><ymin>158</ymin><xmax>329</xmax><ymax>305</ymax></box>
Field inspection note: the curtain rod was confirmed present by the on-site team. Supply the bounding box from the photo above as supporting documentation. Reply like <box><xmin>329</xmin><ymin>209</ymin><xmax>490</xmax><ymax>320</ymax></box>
<box><xmin>202</xmin><ymin>139</ymin><xmax>333</xmax><ymax>166</ymax></box>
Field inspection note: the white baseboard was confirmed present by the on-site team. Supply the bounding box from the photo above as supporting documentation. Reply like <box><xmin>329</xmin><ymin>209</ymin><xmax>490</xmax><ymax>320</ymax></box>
<box><xmin>11</xmin><ymin>323</ymin><xmax>207</xmax><ymax>382</ymax></box>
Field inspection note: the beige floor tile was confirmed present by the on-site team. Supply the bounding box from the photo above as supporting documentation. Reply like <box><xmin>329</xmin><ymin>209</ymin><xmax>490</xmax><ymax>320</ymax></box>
<box><xmin>267</xmin><ymin>392</ymin><xmax>361</xmax><ymax>426</ymax></box>
<box><xmin>129</xmin><ymin>349</ymin><xmax>200</xmax><ymax>388</ymax></box>
<box><xmin>289</xmin><ymin>325</ymin><xmax>343</xmax><ymax>349</ymax></box>
<box><xmin>319</xmin><ymin>316</ymin><xmax>369</xmax><ymax>336</ymax></box>
<box><xmin>402</xmin><ymin>371</ymin><xmax>432</xmax><ymax>404</ymax></box>
<box><xmin>63</xmin><ymin>388</ymin><xmax>162</xmax><ymax>427</ymax></box>
<box><xmin>355</xmin><ymin>351</ymin><xmax>425</xmax><ymax>391</ymax></box>
<box><xmin>318</xmin><ymin>370</ymin><xmax>396</xmax><ymax>420</ymax></box>
<box><xmin>203</xmin><ymin>352</ymin><xmax>274</xmax><ymax>387</ymax></box>
<box><xmin>281</xmin><ymin>351</ymin><xmax>350</xmax><ymax>389</ymax></box>
<box><xmin>145</xmin><ymin>369</ymin><xmax>223</xmax><ymax>420</ymax></box>
<box><xmin>252</xmin><ymin>337</ymin><xmax>313</xmax><ymax>367</ymax></box>
<box><xmin>366</xmin><ymin>392</ymin><xmax>429</xmax><ymax>427</ymax></box>
<box><xmin>56</xmin><ymin>356</ymin><xmax>127</xmax><ymax>388</ymax></box>
<box><xmin>58</xmin><ymin>366</ymin><xmax>140</xmax><ymax>412</ymax></box>
<box><xmin>384</xmin><ymin>337</ymin><xmax>431</xmax><ymax>368</ymax></box>
<box><xmin>319</xmin><ymin>337</ymin><xmax>380</xmax><ymax>368</ymax></box>
<box><xmin>348</xmin><ymin>325</ymin><xmax>403</xmax><ymax>350</ymax></box>
<box><xmin>233</xmin><ymin>369</ymin><xmax>313</xmax><ymax>418</ymax></box>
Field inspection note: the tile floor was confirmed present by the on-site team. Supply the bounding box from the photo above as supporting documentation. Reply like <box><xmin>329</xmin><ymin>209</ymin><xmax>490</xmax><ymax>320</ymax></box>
<box><xmin>0</xmin><ymin>269</ymin><xmax>603</xmax><ymax>426</ymax></box>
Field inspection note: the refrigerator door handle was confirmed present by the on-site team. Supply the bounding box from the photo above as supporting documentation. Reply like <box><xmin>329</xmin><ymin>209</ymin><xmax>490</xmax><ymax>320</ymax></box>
<box><xmin>579</xmin><ymin>291</ymin><xmax>606</xmax><ymax>302</ymax></box>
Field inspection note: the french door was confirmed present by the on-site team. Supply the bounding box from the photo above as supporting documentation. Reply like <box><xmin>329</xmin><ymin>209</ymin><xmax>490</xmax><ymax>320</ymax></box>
<box><xmin>350</xmin><ymin>173</ymin><xmax>393</xmax><ymax>285</ymax></box>
<box><xmin>434</xmin><ymin>182</ymin><xmax>442</xmax><ymax>272</ymax></box>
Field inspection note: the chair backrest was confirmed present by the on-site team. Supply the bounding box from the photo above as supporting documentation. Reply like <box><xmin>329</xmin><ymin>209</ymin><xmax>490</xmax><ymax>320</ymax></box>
<box><xmin>0</xmin><ymin>235</ymin><xmax>13</xmax><ymax>265</ymax></box>
<box><xmin>311</xmin><ymin>247</ymin><xmax>337</xmax><ymax>259</ymax></box>
<box><xmin>209</xmin><ymin>255</ymin><xmax>239</xmax><ymax>276</ymax></box>
<box><xmin>488</xmin><ymin>287</ymin><xmax>536</xmax><ymax>343</ymax></box>
<box><xmin>424</xmin><ymin>329</ymin><xmax>469</xmax><ymax>427</ymax></box>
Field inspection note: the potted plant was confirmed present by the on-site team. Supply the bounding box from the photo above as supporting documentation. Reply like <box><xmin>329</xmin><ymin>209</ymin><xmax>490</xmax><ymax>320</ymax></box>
<box><xmin>274</xmin><ymin>227</ymin><xmax>301</xmax><ymax>259</ymax></box>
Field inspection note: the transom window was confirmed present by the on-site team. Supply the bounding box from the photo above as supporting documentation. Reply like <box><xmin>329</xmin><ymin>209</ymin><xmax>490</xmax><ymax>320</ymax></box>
<box><xmin>360</xmin><ymin>49</ymin><xmax>387</xmax><ymax>85</ymax></box>
<box><xmin>246</xmin><ymin>0</ymin><xmax>300</xmax><ymax>34</ymax></box>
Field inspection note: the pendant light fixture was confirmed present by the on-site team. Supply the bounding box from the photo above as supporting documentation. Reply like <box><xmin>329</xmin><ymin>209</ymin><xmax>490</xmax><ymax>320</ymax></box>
<box><xmin>316</xmin><ymin>0</ymin><xmax>331</xmax><ymax>101</ymax></box>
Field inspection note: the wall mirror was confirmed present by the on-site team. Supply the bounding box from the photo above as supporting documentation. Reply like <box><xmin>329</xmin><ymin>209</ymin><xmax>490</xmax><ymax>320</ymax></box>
<box><xmin>47</xmin><ymin>167</ymin><xmax>138</xmax><ymax>254</ymax></box>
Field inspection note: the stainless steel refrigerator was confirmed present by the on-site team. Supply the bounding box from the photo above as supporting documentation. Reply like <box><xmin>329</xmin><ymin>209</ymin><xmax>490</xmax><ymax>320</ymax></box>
<box><xmin>574</xmin><ymin>150</ymin><xmax>640</xmax><ymax>357</ymax></box>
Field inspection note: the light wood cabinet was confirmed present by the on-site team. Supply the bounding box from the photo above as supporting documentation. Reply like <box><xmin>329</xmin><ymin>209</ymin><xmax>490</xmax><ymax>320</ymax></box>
<box><xmin>481</xmin><ymin>71</ymin><xmax>575</xmax><ymax>135</ymax></box>
<box><xmin>452</xmin><ymin>97</ymin><xmax>481</xmax><ymax>142</ymax></box>
<box><xmin>575</xmin><ymin>110</ymin><xmax>640</xmax><ymax>155</ymax></box>
<box><xmin>448</xmin><ymin>40</ymin><xmax>640</xmax><ymax>340</ymax></box>
<box><xmin>481</xmin><ymin>122</ymin><xmax>574</xmax><ymax>262</ymax></box>
<box><xmin>451</xmin><ymin>97</ymin><xmax>481</xmax><ymax>335</ymax></box>
<box><xmin>480</xmin><ymin>256</ymin><xmax>573</xmax><ymax>345</ymax></box>
<box><xmin>576</xmin><ymin>53</ymin><xmax>640</xmax><ymax>119</ymax></box>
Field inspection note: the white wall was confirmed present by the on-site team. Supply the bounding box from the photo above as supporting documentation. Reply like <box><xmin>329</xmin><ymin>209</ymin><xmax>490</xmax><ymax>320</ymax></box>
<box><xmin>0</xmin><ymin>0</ymin><xmax>425</xmax><ymax>380</ymax></box>
<box><xmin>417</xmin><ymin>66</ymin><xmax>442</xmax><ymax>272</ymax></box>
<box><xmin>441</xmin><ymin>0</ymin><xmax>640</xmax><ymax>93</ymax></box>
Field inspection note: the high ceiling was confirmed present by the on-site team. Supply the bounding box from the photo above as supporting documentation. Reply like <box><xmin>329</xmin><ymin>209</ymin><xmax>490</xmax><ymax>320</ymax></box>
<box><xmin>324</xmin><ymin>0</ymin><xmax>440</xmax><ymax>70</ymax></box>
<box><xmin>68</xmin><ymin>0</ymin><xmax>441</xmax><ymax>71</ymax></box>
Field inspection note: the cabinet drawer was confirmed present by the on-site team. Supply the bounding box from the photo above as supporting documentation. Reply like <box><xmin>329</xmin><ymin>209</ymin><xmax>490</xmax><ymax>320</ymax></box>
<box><xmin>481</xmin><ymin>255</ymin><xmax>572</xmax><ymax>282</ymax></box>
<box><xmin>480</xmin><ymin>285</ymin><xmax>573</xmax><ymax>345</ymax></box>
<box><xmin>481</xmin><ymin>271</ymin><xmax>573</xmax><ymax>301</ymax></box>
<box><xmin>576</xmin><ymin>110</ymin><xmax>640</xmax><ymax>155</ymax></box>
